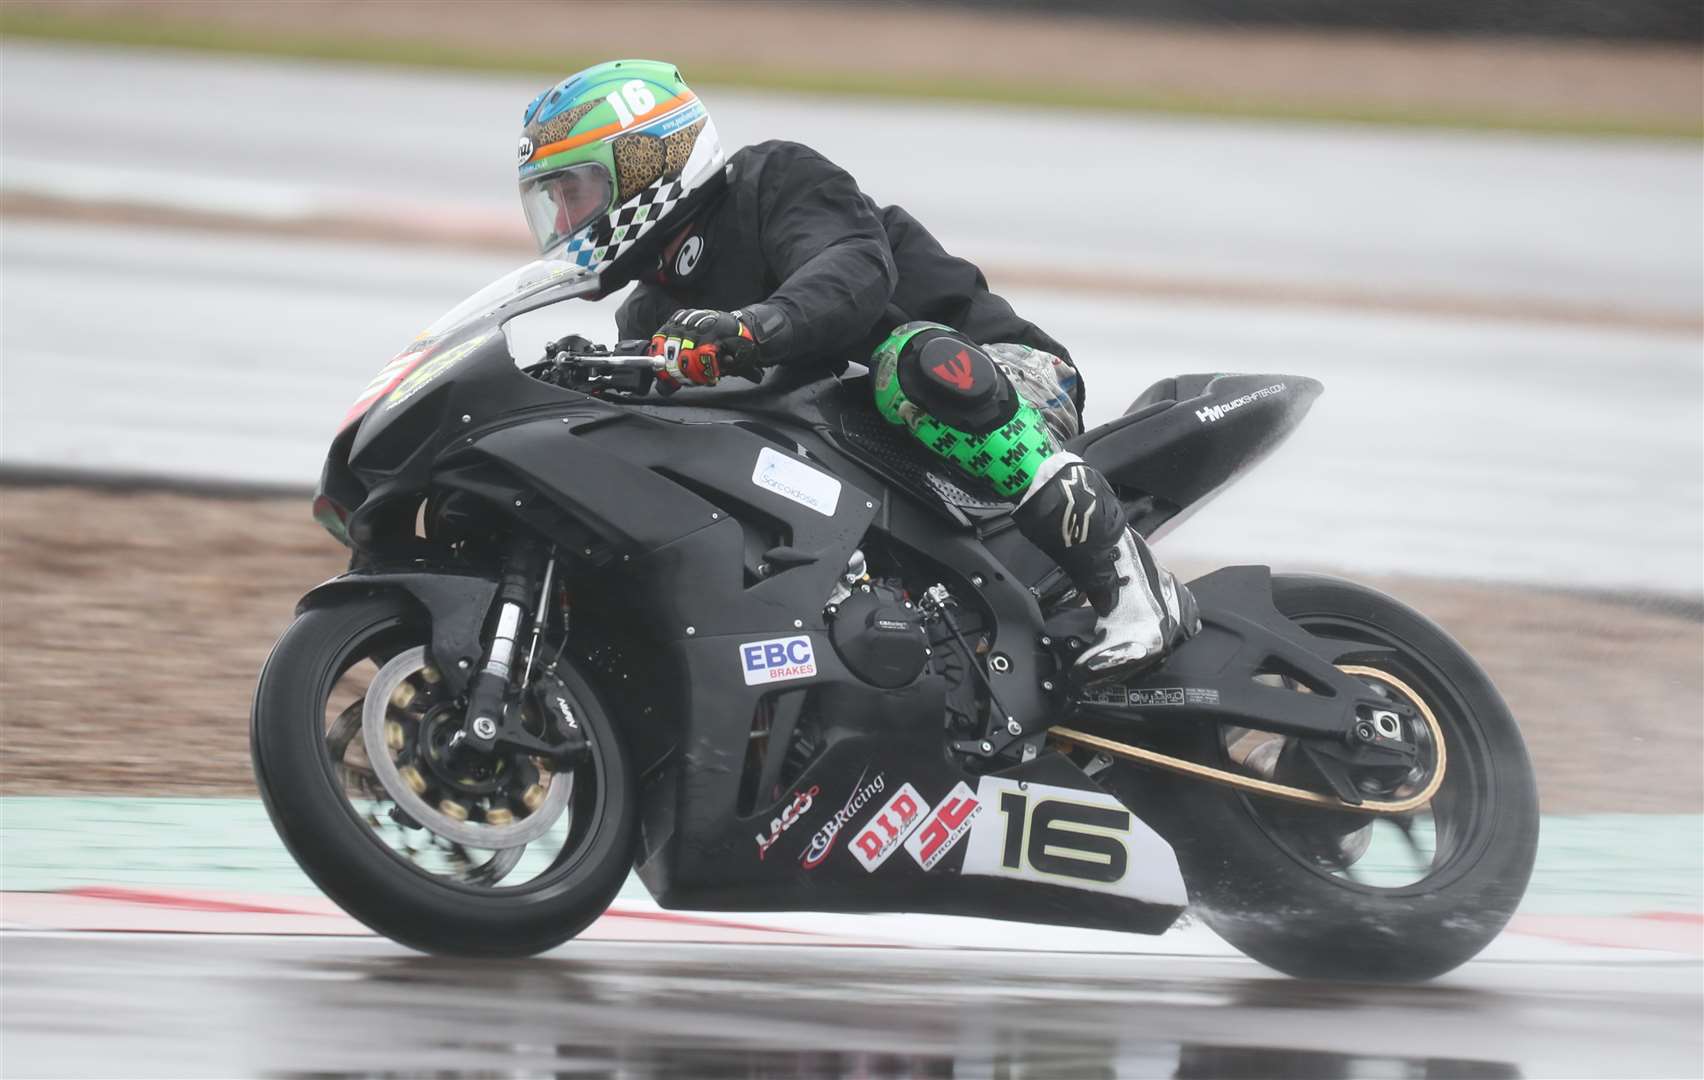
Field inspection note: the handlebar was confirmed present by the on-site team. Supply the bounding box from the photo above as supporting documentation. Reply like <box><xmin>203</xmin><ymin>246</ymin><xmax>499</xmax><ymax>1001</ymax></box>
<box><xmin>531</xmin><ymin>348</ymin><xmax>663</xmax><ymax>396</ymax></box>
<box><xmin>536</xmin><ymin>346</ymin><xmax>771</xmax><ymax>396</ymax></box>
<box><xmin>552</xmin><ymin>351</ymin><xmax>663</xmax><ymax>370</ymax></box>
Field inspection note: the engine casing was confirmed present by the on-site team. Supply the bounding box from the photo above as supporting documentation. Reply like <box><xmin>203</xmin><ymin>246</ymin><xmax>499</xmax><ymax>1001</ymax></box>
<box><xmin>828</xmin><ymin>583</ymin><xmax>930</xmax><ymax>689</ymax></box>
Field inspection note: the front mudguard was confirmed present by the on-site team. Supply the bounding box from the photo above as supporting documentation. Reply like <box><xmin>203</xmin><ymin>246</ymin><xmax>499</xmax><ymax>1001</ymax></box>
<box><xmin>296</xmin><ymin>568</ymin><xmax>497</xmax><ymax>698</ymax></box>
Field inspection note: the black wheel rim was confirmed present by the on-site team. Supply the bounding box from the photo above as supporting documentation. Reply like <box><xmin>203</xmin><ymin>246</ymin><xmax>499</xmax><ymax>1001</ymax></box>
<box><xmin>310</xmin><ymin>617</ymin><xmax>612</xmax><ymax>900</ymax></box>
<box><xmin>1222</xmin><ymin>610</ymin><xmax>1498</xmax><ymax>897</ymax></box>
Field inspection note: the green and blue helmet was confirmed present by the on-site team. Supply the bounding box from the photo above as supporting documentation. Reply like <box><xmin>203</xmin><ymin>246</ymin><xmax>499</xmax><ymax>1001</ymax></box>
<box><xmin>517</xmin><ymin>60</ymin><xmax>725</xmax><ymax>293</ymax></box>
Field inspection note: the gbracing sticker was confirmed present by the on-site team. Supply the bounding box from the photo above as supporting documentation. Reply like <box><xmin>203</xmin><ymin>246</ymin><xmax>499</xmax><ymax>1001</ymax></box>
<box><xmin>800</xmin><ymin>770</ymin><xmax>885</xmax><ymax>869</ymax></box>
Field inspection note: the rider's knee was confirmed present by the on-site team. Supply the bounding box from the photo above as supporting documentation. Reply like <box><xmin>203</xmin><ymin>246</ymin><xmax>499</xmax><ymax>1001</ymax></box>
<box><xmin>871</xmin><ymin>322</ymin><xmax>1018</xmax><ymax>435</ymax></box>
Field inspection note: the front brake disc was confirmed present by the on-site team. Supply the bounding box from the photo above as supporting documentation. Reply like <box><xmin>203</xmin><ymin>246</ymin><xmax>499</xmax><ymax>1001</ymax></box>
<box><xmin>362</xmin><ymin>647</ymin><xmax>572</xmax><ymax>850</ymax></box>
<box><xmin>325</xmin><ymin>702</ymin><xmax>526</xmax><ymax>884</ymax></box>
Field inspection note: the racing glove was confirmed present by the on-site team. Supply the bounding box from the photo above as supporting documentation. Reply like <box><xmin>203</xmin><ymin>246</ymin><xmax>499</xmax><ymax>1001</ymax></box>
<box><xmin>649</xmin><ymin>309</ymin><xmax>762</xmax><ymax>391</ymax></box>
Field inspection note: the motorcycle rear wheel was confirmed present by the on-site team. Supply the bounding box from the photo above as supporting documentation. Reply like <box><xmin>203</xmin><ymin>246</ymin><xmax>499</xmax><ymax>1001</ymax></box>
<box><xmin>250</xmin><ymin>592</ymin><xmax>637</xmax><ymax>957</ymax></box>
<box><xmin>1110</xmin><ymin>573</ymin><xmax>1539</xmax><ymax>981</ymax></box>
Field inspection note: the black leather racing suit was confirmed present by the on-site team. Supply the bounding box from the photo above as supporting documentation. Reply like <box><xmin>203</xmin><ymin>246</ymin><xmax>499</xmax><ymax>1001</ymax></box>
<box><xmin>615</xmin><ymin>139</ymin><xmax>1080</xmax><ymax>408</ymax></box>
<box><xmin>614</xmin><ymin>139</ymin><xmax>1193</xmax><ymax>678</ymax></box>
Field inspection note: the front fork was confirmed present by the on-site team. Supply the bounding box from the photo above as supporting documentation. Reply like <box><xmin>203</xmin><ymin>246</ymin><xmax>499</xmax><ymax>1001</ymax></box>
<box><xmin>458</xmin><ymin>537</ymin><xmax>559</xmax><ymax>756</ymax></box>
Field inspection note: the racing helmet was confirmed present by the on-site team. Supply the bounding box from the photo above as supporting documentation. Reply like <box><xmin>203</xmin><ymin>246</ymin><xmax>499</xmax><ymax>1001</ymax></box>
<box><xmin>517</xmin><ymin>60</ymin><xmax>725</xmax><ymax>294</ymax></box>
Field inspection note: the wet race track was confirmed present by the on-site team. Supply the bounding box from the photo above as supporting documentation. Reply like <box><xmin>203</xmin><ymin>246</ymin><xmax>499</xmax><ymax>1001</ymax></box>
<box><xmin>5</xmin><ymin>933</ymin><xmax>1700</xmax><ymax>1078</ymax></box>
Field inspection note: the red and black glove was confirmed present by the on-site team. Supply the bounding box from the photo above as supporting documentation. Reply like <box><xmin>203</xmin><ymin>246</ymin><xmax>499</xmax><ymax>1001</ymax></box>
<box><xmin>649</xmin><ymin>309</ymin><xmax>762</xmax><ymax>392</ymax></box>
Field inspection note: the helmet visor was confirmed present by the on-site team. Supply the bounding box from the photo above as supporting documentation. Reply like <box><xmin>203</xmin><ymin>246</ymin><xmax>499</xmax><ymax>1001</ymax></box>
<box><xmin>520</xmin><ymin>163</ymin><xmax>614</xmax><ymax>254</ymax></box>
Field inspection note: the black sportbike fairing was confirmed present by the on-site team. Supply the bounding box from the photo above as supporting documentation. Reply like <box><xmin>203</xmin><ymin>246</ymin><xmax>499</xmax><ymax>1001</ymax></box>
<box><xmin>1070</xmin><ymin>372</ymin><xmax>1321</xmax><ymax>541</ymax></box>
<box><xmin>306</xmin><ymin>306</ymin><xmax>1330</xmax><ymax>935</ymax></box>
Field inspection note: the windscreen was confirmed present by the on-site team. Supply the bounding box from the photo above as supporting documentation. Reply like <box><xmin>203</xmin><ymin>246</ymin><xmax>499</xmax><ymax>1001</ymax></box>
<box><xmin>418</xmin><ymin>258</ymin><xmax>600</xmax><ymax>339</ymax></box>
<box><xmin>337</xmin><ymin>259</ymin><xmax>598</xmax><ymax>431</ymax></box>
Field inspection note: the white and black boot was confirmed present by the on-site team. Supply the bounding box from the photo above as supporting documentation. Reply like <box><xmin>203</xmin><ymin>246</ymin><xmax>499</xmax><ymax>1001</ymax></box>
<box><xmin>1013</xmin><ymin>451</ymin><xmax>1199</xmax><ymax>682</ymax></box>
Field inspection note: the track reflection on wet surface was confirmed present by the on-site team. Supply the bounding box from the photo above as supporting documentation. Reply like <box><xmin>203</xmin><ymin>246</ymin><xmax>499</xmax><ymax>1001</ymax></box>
<box><xmin>5</xmin><ymin>935</ymin><xmax>1700</xmax><ymax>1079</ymax></box>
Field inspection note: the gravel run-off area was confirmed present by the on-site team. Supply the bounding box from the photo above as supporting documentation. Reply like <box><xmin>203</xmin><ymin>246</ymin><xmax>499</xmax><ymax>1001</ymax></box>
<box><xmin>1</xmin><ymin>484</ymin><xmax>1698</xmax><ymax>813</ymax></box>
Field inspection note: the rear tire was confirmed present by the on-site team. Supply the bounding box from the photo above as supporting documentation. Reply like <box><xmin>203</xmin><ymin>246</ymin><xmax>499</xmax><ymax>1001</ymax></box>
<box><xmin>1110</xmin><ymin>573</ymin><xmax>1539</xmax><ymax>981</ymax></box>
<box><xmin>251</xmin><ymin>592</ymin><xmax>637</xmax><ymax>957</ymax></box>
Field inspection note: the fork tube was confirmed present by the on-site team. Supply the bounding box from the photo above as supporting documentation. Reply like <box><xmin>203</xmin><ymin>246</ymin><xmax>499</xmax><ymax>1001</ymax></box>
<box><xmin>521</xmin><ymin>552</ymin><xmax>557</xmax><ymax>687</ymax></box>
<box><xmin>484</xmin><ymin>603</ymin><xmax>524</xmax><ymax>683</ymax></box>
<box><xmin>461</xmin><ymin>537</ymin><xmax>545</xmax><ymax>749</ymax></box>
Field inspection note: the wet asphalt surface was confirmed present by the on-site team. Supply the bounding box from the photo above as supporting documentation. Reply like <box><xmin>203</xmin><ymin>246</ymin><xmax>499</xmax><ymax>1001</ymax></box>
<box><xmin>3</xmin><ymin>933</ymin><xmax>1699</xmax><ymax>1078</ymax></box>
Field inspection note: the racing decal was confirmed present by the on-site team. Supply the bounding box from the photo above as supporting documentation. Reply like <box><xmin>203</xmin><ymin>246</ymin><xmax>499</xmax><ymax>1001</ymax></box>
<box><xmin>850</xmin><ymin>783</ymin><xmax>928</xmax><ymax>871</ymax></box>
<box><xmin>552</xmin><ymin>696</ymin><xmax>578</xmax><ymax>730</ymax></box>
<box><xmin>674</xmin><ymin>233</ymin><xmax>705</xmax><ymax>277</ymax></box>
<box><xmin>903</xmin><ymin>781</ymin><xmax>982</xmax><ymax>871</ymax></box>
<box><xmin>523</xmin><ymin>90</ymin><xmax>700</xmax><ymax>171</ymax></box>
<box><xmin>1194</xmin><ymin>382</ymin><xmax>1286</xmax><ymax>424</ymax></box>
<box><xmin>930</xmin><ymin>349</ymin><xmax>977</xmax><ymax>392</ymax></box>
<box><xmin>739</xmin><ymin>636</ymin><xmax>817</xmax><ymax>686</ymax></box>
<box><xmin>516</xmin><ymin>134</ymin><xmax>534</xmax><ymax>165</ymax></box>
<box><xmin>1080</xmin><ymin>686</ymin><xmax>1222</xmax><ymax>708</ymax></box>
<box><xmin>383</xmin><ymin>332</ymin><xmax>496</xmax><ymax>412</ymax></box>
<box><xmin>752</xmin><ymin>446</ymin><xmax>841</xmax><ymax>517</ymax></box>
<box><xmin>1079</xmin><ymin>685</ymin><xmax>1129</xmax><ymax>708</ymax></box>
<box><xmin>800</xmin><ymin>769</ymin><xmax>885</xmax><ymax>869</ymax></box>
<box><xmin>1058</xmin><ymin>464</ymin><xmax>1096</xmax><ymax>548</ymax></box>
<box><xmin>340</xmin><ymin>343</ymin><xmax>432</xmax><ymax>429</ymax></box>
<box><xmin>959</xmin><ymin>777</ymin><xmax>1186</xmax><ymax>905</ymax></box>
<box><xmin>755</xmin><ymin>784</ymin><xmax>820</xmax><ymax>860</ymax></box>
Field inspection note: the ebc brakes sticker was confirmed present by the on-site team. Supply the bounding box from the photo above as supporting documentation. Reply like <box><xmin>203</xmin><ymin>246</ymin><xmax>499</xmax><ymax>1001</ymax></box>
<box><xmin>739</xmin><ymin>635</ymin><xmax>817</xmax><ymax>686</ymax></box>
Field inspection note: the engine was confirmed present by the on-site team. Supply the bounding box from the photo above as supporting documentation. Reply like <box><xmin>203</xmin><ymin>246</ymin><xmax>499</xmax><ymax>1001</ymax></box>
<box><xmin>818</xmin><ymin>550</ymin><xmax>985</xmax><ymax>739</ymax></box>
<box><xmin>827</xmin><ymin>580</ymin><xmax>930</xmax><ymax>689</ymax></box>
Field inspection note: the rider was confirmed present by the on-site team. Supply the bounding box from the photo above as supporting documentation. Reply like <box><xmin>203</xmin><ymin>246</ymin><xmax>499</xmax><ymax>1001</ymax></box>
<box><xmin>516</xmin><ymin>60</ymin><xmax>1197</xmax><ymax>680</ymax></box>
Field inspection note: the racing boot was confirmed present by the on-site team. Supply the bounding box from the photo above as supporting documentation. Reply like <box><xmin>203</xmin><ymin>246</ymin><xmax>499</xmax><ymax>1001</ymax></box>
<box><xmin>1013</xmin><ymin>451</ymin><xmax>1199</xmax><ymax>682</ymax></box>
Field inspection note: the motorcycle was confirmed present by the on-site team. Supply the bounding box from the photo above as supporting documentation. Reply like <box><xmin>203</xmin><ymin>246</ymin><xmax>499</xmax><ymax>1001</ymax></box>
<box><xmin>252</xmin><ymin>259</ymin><xmax>1539</xmax><ymax>980</ymax></box>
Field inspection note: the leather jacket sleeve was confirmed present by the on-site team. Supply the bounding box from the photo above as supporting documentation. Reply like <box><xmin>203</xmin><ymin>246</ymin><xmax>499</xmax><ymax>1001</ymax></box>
<box><xmin>736</xmin><ymin>146</ymin><xmax>898</xmax><ymax>366</ymax></box>
<box><xmin>615</xmin><ymin>283</ymin><xmax>677</xmax><ymax>344</ymax></box>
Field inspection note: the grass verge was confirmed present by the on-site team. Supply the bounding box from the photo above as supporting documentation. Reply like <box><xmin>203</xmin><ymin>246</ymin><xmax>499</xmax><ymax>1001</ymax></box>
<box><xmin>4</xmin><ymin>9</ymin><xmax>1699</xmax><ymax>139</ymax></box>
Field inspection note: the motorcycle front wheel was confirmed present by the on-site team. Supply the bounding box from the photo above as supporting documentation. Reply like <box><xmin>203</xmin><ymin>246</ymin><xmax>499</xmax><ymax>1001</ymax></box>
<box><xmin>1110</xmin><ymin>573</ymin><xmax>1540</xmax><ymax>981</ymax></box>
<box><xmin>250</xmin><ymin>591</ymin><xmax>637</xmax><ymax>956</ymax></box>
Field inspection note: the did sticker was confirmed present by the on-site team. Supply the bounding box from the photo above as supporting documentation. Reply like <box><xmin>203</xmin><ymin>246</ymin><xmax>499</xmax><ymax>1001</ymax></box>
<box><xmin>739</xmin><ymin>635</ymin><xmax>817</xmax><ymax>686</ymax></box>
<box><xmin>850</xmin><ymin>783</ymin><xmax>928</xmax><ymax>871</ymax></box>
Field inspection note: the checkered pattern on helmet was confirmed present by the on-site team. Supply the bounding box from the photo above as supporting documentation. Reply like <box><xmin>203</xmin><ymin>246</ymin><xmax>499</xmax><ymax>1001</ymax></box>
<box><xmin>562</xmin><ymin>180</ymin><xmax>686</xmax><ymax>271</ymax></box>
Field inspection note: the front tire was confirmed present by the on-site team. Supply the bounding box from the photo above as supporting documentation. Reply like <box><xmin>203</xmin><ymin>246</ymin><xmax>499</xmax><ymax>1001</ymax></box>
<box><xmin>251</xmin><ymin>592</ymin><xmax>637</xmax><ymax>956</ymax></box>
<box><xmin>1112</xmin><ymin>573</ymin><xmax>1540</xmax><ymax>981</ymax></box>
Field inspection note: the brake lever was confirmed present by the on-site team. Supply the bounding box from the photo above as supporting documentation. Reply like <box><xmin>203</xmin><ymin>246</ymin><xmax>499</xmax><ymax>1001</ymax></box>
<box><xmin>550</xmin><ymin>351</ymin><xmax>661</xmax><ymax>395</ymax></box>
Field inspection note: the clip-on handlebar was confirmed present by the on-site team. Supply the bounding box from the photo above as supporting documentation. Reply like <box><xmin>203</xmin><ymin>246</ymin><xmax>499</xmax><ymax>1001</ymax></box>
<box><xmin>541</xmin><ymin>349</ymin><xmax>663</xmax><ymax>395</ymax></box>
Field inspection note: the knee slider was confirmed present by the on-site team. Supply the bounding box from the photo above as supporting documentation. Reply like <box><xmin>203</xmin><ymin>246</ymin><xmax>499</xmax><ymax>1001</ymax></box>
<box><xmin>895</xmin><ymin>328</ymin><xmax>1016</xmax><ymax>436</ymax></box>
